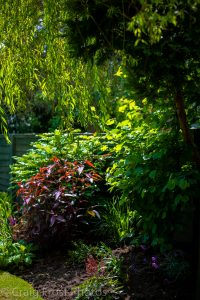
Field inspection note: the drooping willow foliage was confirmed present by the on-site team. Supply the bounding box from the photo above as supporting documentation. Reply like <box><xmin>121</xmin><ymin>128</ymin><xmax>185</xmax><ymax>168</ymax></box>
<box><xmin>1</xmin><ymin>0</ymin><xmax>200</xmax><ymax>141</ymax></box>
<box><xmin>0</xmin><ymin>0</ymin><xmax>120</xmax><ymax>139</ymax></box>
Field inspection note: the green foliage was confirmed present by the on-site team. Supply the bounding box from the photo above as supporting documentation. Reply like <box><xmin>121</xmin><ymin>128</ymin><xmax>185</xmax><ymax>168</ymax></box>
<box><xmin>0</xmin><ymin>192</ymin><xmax>13</xmax><ymax>243</ymax></box>
<box><xmin>0</xmin><ymin>192</ymin><xmax>34</xmax><ymax>269</ymax></box>
<box><xmin>0</xmin><ymin>240</ymin><xmax>34</xmax><ymax>269</ymax></box>
<box><xmin>65</xmin><ymin>0</ymin><xmax>200</xmax><ymax>99</ymax></box>
<box><xmin>105</xmin><ymin>98</ymin><xmax>200</xmax><ymax>247</ymax></box>
<box><xmin>0</xmin><ymin>0</ymin><xmax>122</xmax><ymax>140</ymax></box>
<box><xmin>70</xmin><ymin>241</ymin><xmax>124</xmax><ymax>300</ymax></box>
<box><xmin>15</xmin><ymin>158</ymin><xmax>101</xmax><ymax>244</ymax></box>
<box><xmin>74</xmin><ymin>275</ymin><xmax>124</xmax><ymax>300</ymax></box>
<box><xmin>10</xmin><ymin>130</ymin><xmax>110</xmax><ymax>184</ymax></box>
<box><xmin>68</xmin><ymin>241</ymin><xmax>95</xmax><ymax>265</ymax></box>
<box><xmin>95</xmin><ymin>197</ymin><xmax>141</xmax><ymax>244</ymax></box>
<box><xmin>69</xmin><ymin>241</ymin><xmax>122</xmax><ymax>275</ymax></box>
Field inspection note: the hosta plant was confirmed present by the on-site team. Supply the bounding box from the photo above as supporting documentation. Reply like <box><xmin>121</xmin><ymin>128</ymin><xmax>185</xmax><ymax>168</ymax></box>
<box><xmin>15</xmin><ymin>158</ymin><xmax>101</xmax><ymax>245</ymax></box>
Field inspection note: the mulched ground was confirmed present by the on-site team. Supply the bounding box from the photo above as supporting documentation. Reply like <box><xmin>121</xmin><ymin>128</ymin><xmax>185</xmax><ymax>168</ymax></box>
<box><xmin>13</xmin><ymin>245</ymin><xmax>193</xmax><ymax>300</ymax></box>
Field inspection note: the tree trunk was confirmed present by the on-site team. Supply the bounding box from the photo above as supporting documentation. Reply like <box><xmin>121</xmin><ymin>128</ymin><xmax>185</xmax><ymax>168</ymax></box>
<box><xmin>174</xmin><ymin>90</ymin><xmax>200</xmax><ymax>300</ymax></box>
<box><xmin>175</xmin><ymin>90</ymin><xmax>200</xmax><ymax>166</ymax></box>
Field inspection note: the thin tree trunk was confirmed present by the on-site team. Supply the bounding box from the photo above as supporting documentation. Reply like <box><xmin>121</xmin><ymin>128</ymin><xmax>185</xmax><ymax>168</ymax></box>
<box><xmin>174</xmin><ymin>90</ymin><xmax>200</xmax><ymax>300</ymax></box>
<box><xmin>175</xmin><ymin>90</ymin><xmax>200</xmax><ymax>166</ymax></box>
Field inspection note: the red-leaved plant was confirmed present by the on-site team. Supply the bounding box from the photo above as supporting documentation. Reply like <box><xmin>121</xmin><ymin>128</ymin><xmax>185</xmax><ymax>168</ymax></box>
<box><xmin>15</xmin><ymin>157</ymin><xmax>101</xmax><ymax>245</ymax></box>
<box><xmin>86</xmin><ymin>255</ymin><xmax>106</xmax><ymax>276</ymax></box>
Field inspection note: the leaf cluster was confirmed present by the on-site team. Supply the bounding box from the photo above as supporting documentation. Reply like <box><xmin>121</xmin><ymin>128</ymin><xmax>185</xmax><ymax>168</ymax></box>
<box><xmin>15</xmin><ymin>158</ymin><xmax>102</xmax><ymax>245</ymax></box>
<box><xmin>105</xmin><ymin>97</ymin><xmax>200</xmax><ymax>246</ymax></box>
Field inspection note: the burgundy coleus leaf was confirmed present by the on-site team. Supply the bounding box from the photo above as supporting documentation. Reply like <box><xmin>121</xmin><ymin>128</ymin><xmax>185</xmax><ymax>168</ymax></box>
<box><xmin>78</xmin><ymin>200</ymin><xmax>88</xmax><ymax>207</ymax></box>
<box><xmin>92</xmin><ymin>173</ymin><xmax>102</xmax><ymax>180</ymax></box>
<box><xmin>53</xmin><ymin>202</ymin><xmax>59</xmax><ymax>209</ymax></box>
<box><xmin>42</xmin><ymin>186</ymin><xmax>49</xmax><ymax>191</ymax></box>
<box><xmin>77</xmin><ymin>165</ymin><xmax>84</xmax><ymax>175</ymax></box>
<box><xmin>54</xmin><ymin>190</ymin><xmax>61</xmax><ymax>200</ymax></box>
<box><xmin>86</xmin><ymin>174</ymin><xmax>94</xmax><ymax>183</ymax></box>
<box><xmin>50</xmin><ymin>214</ymin><xmax>56</xmax><ymax>227</ymax></box>
<box><xmin>56</xmin><ymin>215</ymin><xmax>66</xmax><ymax>223</ymax></box>
<box><xmin>24</xmin><ymin>197</ymin><xmax>31</xmax><ymax>205</ymax></box>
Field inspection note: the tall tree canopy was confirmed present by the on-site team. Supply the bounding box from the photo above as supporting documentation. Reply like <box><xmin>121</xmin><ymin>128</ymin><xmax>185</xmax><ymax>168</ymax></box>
<box><xmin>1</xmin><ymin>0</ymin><xmax>200</xmax><ymax>148</ymax></box>
<box><xmin>0</xmin><ymin>0</ymin><xmax>120</xmax><ymax>140</ymax></box>
<box><xmin>64</xmin><ymin>0</ymin><xmax>200</xmax><ymax>150</ymax></box>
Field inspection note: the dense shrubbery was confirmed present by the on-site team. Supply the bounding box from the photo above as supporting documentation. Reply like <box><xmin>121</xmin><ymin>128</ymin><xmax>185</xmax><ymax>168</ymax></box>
<box><xmin>11</xmin><ymin>97</ymin><xmax>200</xmax><ymax>249</ymax></box>
<box><xmin>11</xmin><ymin>130</ymin><xmax>141</xmax><ymax>246</ymax></box>
<box><xmin>10</xmin><ymin>130</ymin><xmax>111</xmax><ymax>184</ymax></box>
<box><xmin>14</xmin><ymin>158</ymin><xmax>102</xmax><ymax>245</ymax></box>
<box><xmin>105</xmin><ymin>97</ymin><xmax>200</xmax><ymax>247</ymax></box>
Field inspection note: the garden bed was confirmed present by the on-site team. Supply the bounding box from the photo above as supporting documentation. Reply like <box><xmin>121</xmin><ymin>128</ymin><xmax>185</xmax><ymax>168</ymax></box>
<box><xmin>13</xmin><ymin>245</ymin><xmax>193</xmax><ymax>300</ymax></box>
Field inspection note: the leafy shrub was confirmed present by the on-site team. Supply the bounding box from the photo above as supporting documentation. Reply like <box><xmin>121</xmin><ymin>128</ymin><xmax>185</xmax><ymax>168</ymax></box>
<box><xmin>10</xmin><ymin>130</ymin><xmax>118</xmax><ymax>244</ymax></box>
<box><xmin>0</xmin><ymin>240</ymin><xmax>34</xmax><ymax>269</ymax></box>
<box><xmin>10</xmin><ymin>130</ymin><xmax>111</xmax><ymax>184</ymax></box>
<box><xmin>15</xmin><ymin>158</ymin><xmax>102</xmax><ymax>245</ymax></box>
<box><xmin>105</xmin><ymin>97</ymin><xmax>200</xmax><ymax>247</ymax></box>
<box><xmin>0</xmin><ymin>192</ymin><xmax>34</xmax><ymax>269</ymax></box>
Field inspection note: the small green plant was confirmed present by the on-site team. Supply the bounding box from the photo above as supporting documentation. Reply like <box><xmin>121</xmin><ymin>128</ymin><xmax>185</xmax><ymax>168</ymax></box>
<box><xmin>0</xmin><ymin>192</ymin><xmax>35</xmax><ymax>269</ymax></box>
<box><xmin>68</xmin><ymin>241</ymin><xmax>98</xmax><ymax>265</ymax></box>
<box><xmin>74</xmin><ymin>275</ymin><xmax>124</xmax><ymax>300</ymax></box>
<box><xmin>69</xmin><ymin>241</ymin><xmax>122</xmax><ymax>275</ymax></box>
<box><xmin>96</xmin><ymin>197</ymin><xmax>141</xmax><ymax>244</ymax></box>
<box><xmin>0</xmin><ymin>240</ymin><xmax>35</xmax><ymax>269</ymax></box>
